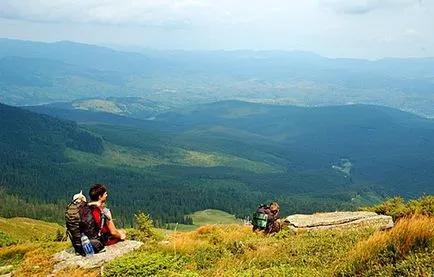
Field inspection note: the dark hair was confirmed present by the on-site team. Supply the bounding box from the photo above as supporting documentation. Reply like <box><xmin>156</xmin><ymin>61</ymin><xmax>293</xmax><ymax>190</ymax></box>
<box><xmin>269</xmin><ymin>201</ymin><xmax>280</xmax><ymax>212</ymax></box>
<box><xmin>89</xmin><ymin>183</ymin><xmax>107</xmax><ymax>201</ymax></box>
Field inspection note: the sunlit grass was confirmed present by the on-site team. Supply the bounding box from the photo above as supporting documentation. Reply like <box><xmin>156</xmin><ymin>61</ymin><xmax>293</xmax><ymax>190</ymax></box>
<box><xmin>0</xmin><ymin>217</ymin><xmax>63</xmax><ymax>242</ymax></box>
<box><xmin>74</xmin><ymin>99</ymin><xmax>123</xmax><ymax>113</ymax></box>
<box><xmin>66</xmin><ymin>142</ymin><xmax>280</xmax><ymax>173</ymax></box>
<box><xmin>106</xmin><ymin>223</ymin><xmax>377</xmax><ymax>276</ymax></box>
<box><xmin>191</xmin><ymin>209</ymin><xmax>241</xmax><ymax>226</ymax></box>
<box><xmin>335</xmin><ymin>215</ymin><xmax>434</xmax><ymax>276</ymax></box>
<box><xmin>1</xmin><ymin>215</ymin><xmax>431</xmax><ymax>276</ymax></box>
<box><xmin>65</xmin><ymin>143</ymin><xmax>164</xmax><ymax>168</ymax></box>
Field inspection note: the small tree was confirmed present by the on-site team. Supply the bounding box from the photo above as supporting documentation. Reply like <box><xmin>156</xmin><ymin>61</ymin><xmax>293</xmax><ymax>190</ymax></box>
<box><xmin>135</xmin><ymin>213</ymin><xmax>154</xmax><ymax>237</ymax></box>
<box><xmin>130</xmin><ymin>212</ymin><xmax>162</xmax><ymax>242</ymax></box>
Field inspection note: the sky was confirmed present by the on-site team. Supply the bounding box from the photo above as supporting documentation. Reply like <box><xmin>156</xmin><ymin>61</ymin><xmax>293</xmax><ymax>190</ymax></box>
<box><xmin>0</xmin><ymin>0</ymin><xmax>433</xmax><ymax>59</ymax></box>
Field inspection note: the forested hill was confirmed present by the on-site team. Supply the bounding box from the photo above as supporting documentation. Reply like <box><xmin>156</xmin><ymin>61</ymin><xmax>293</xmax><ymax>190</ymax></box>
<box><xmin>30</xmin><ymin>100</ymin><xmax>434</xmax><ymax>198</ymax></box>
<box><xmin>0</xmin><ymin>102</ymin><xmax>103</xmax><ymax>206</ymax></box>
<box><xmin>0</xmin><ymin>102</ymin><xmax>103</xmax><ymax>160</ymax></box>
<box><xmin>153</xmin><ymin>101</ymin><xmax>434</xmax><ymax>196</ymax></box>
<box><xmin>2</xmin><ymin>101</ymin><xmax>434</xmax><ymax>226</ymax></box>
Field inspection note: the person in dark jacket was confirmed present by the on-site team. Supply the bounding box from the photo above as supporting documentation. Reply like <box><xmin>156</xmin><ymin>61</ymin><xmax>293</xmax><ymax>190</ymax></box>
<box><xmin>253</xmin><ymin>201</ymin><xmax>283</xmax><ymax>234</ymax></box>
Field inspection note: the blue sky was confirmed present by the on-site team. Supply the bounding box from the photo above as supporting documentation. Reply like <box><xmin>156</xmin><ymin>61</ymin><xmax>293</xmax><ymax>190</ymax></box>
<box><xmin>0</xmin><ymin>0</ymin><xmax>432</xmax><ymax>59</ymax></box>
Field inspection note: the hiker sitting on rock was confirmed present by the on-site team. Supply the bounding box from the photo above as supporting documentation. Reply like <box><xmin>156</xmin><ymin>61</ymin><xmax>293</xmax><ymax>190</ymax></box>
<box><xmin>252</xmin><ymin>201</ymin><xmax>284</xmax><ymax>234</ymax></box>
<box><xmin>88</xmin><ymin>183</ymin><xmax>126</xmax><ymax>245</ymax></box>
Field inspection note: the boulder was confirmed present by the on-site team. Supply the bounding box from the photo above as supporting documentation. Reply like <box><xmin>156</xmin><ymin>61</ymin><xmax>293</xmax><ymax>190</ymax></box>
<box><xmin>53</xmin><ymin>240</ymin><xmax>143</xmax><ymax>272</ymax></box>
<box><xmin>284</xmin><ymin>211</ymin><xmax>393</xmax><ymax>231</ymax></box>
<box><xmin>0</xmin><ymin>265</ymin><xmax>14</xmax><ymax>277</ymax></box>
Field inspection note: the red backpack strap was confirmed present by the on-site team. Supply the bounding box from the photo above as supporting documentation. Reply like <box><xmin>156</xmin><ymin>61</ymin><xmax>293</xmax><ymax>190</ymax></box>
<box><xmin>90</xmin><ymin>205</ymin><xmax>105</xmax><ymax>238</ymax></box>
<box><xmin>97</xmin><ymin>206</ymin><xmax>106</xmax><ymax>237</ymax></box>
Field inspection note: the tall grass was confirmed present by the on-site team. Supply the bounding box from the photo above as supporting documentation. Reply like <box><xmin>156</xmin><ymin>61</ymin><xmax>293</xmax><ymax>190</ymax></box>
<box><xmin>335</xmin><ymin>215</ymin><xmax>434</xmax><ymax>276</ymax></box>
<box><xmin>105</xmin><ymin>224</ymin><xmax>376</xmax><ymax>276</ymax></box>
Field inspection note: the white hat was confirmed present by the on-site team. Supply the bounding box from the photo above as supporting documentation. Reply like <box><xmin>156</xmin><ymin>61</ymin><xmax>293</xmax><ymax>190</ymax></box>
<box><xmin>73</xmin><ymin>190</ymin><xmax>86</xmax><ymax>202</ymax></box>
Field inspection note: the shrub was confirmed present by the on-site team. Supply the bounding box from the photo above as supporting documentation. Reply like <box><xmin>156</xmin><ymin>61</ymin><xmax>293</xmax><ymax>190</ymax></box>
<box><xmin>362</xmin><ymin>197</ymin><xmax>409</xmax><ymax>220</ymax></box>
<box><xmin>407</xmin><ymin>195</ymin><xmax>434</xmax><ymax>217</ymax></box>
<box><xmin>128</xmin><ymin>212</ymin><xmax>163</xmax><ymax>242</ymax></box>
<box><xmin>104</xmin><ymin>252</ymin><xmax>187</xmax><ymax>276</ymax></box>
<box><xmin>362</xmin><ymin>195</ymin><xmax>434</xmax><ymax>220</ymax></box>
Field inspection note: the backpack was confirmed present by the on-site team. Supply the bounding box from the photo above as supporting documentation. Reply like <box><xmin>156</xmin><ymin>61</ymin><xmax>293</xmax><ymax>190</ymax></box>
<box><xmin>252</xmin><ymin>204</ymin><xmax>269</xmax><ymax>229</ymax></box>
<box><xmin>65</xmin><ymin>200</ymin><xmax>105</xmax><ymax>255</ymax></box>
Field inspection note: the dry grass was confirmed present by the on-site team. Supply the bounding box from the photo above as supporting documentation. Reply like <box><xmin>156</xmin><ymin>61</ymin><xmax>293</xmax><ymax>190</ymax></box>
<box><xmin>335</xmin><ymin>215</ymin><xmax>434</xmax><ymax>276</ymax></box>
<box><xmin>0</xmin><ymin>242</ymin><xmax>69</xmax><ymax>277</ymax></box>
<box><xmin>391</xmin><ymin>215</ymin><xmax>433</xmax><ymax>254</ymax></box>
<box><xmin>55</xmin><ymin>267</ymin><xmax>100</xmax><ymax>277</ymax></box>
<box><xmin>153</xmin><ymin>223</ymin><xmax>375</xmax><ymax>276</ymax></box>
<box><xmin>2</xmin><ymin>216</ymin><xmax>432</xmax><ymax>276</ymax></box>
<box><xmin>167</xmin><ymin>224</ymin><xmax>252</xmax><ymax>254</ymax></box>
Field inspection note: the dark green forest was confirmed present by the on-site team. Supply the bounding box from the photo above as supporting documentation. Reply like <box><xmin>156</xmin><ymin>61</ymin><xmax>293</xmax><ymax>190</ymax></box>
<box><xmin>1</xmin><ymin>101</ymin><xmax>433</xmax><ymax>226</ymax></box>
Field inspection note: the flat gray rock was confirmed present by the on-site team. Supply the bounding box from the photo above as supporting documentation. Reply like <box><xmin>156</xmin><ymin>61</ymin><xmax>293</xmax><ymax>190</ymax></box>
<box><xmin>284</xmin><ymin>211</ymin><xmax>393</xmax><ymax>231</ymax></box>
<box><xmin>53</xmin><ymin>240</ymin><xmax>143</xmax><ymax>272</ymax></box>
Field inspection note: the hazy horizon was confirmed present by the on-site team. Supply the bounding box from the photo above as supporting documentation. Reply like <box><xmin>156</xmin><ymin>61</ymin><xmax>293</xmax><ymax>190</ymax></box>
<box><xmin>2</xmin><ymin>37</ymin><xmax>434</xmax><ymax>62</ymax></box>
<box><xmin>0</xmin><ymin>0</ymin><xmax>432</xmax><ymax>60</ymax></box>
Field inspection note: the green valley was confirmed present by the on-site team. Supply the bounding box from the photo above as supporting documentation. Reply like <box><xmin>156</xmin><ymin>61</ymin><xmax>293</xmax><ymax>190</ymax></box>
<box><xmin>1</xmin><ymin>100</ymin><xmax>434</xmax><ymax>227</ymax></box>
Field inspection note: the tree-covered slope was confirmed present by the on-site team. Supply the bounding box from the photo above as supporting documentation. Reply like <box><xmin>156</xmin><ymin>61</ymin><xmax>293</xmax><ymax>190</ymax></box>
<box><xmin>25</xmin><ymin>100</ymin><xmax>434</xmax><ymax>199</ymax></box>
<box><xmin>0</xmin><ymin>102</ymin><xmax>103</xmax><ymax>200</ymax></box>
<box><xmin>2</xmin><ymin>101</ymin><xmax>433</xmax><ymax>226</ymax></box>
<box><xmin>0</xmin><ymin>102</ymin><xmax>368</xmax><ymax>225</ymax></box>
<box><xmin>151</xmin><ymin>101</ymin><xmax>434</xmax><ymax>197</ymax></box>
<box><xmin>0</xmin><ymin>102</ymin><xmax>103</xmax><ymax>163</ymax></box>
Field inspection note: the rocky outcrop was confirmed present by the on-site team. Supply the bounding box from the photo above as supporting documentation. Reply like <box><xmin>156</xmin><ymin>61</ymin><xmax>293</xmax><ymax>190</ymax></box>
<box><xmin>284</xmin><ymin>211</ymin><xmax>393</xmax><ymax>231</ymax></box>
<box><xmin>0</xmin><ymin>265</ymin><xmax>14</xmax><ymax>277</ymax></box>
<box><xmin>53</xmin><ymin>240</ymin><xmax>143</xmax><ymax>273</ymax></box>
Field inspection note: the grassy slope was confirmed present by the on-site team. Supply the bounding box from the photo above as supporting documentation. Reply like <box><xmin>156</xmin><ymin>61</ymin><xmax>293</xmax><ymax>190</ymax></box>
<box><xmin>0</xmin><ymin>217</ymin><xmax>63</xmax><ymax>242</ymax></box>
<box><xmin>65</xmin><ymin>142</ymin><xmax>281</xmax><ymax>174</ymax></box>
<box><xmin>166</xmin><ymin>209</ymin><xmax>242</xmax><ymax>232</ymax></box>
<box><xmin>0</xmin><ymin>223</ymin><xmax>368</xmax><ymax>276</ymax></box>
<box><xmin>104</xmin><ymin>215</ymin><xmax>433</xmax><ymax>276</ymax></box>
<box><xmin>191</xmin><ymin>209</ymin><xmax>241</xmax><ymax>226</ymax></box>
<box><xmin>0</xmin><ymin>211</ymin><xmax>432</xmax><ymax>276</ymax></box>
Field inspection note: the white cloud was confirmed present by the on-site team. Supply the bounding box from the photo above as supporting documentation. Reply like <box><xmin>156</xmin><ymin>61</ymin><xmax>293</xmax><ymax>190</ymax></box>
<box><xmin>320</xmin><ymin>0</ymin><xmax>421</xmax><ymax>14</ymax></box>
<box><xmin>0</xmin><ymin>0</ymin><xmax>432</xmax><ymax>58</ymax></box>
<box><xmin>0</xmin><ymin>1</ymin><xmax>322</xmax><ymax>27</ymax></box>
<box><xmin>0</xmin><ymin>0</ymin><xmax>195</xmax><ymax>26</ymax></box>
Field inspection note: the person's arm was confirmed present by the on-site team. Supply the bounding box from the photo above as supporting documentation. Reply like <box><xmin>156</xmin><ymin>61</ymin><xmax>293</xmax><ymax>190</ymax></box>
<box><xmin>106</xmin><ymin>220</ymin><xmax>126</xmax><ymax>240</ymax></box>
<box><xmin>268</xmin><ymin>209</ymin><xmax>281</xmax><ymax>222</ymax></box>
<box><xmin>103</xmin><ymin>209</ymin><xmax>126</xmax><ymax>240</ymax></box>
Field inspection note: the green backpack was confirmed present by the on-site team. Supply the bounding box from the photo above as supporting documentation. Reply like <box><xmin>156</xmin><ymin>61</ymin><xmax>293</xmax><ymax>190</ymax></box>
<box><xmin>252</xmin><ymin>212</ymin><xmax>268</xmax><ymax>228</ymax></box>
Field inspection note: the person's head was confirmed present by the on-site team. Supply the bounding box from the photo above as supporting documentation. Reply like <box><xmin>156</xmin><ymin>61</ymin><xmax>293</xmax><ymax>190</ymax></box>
<box><xmin>269</xmin><ymin>201</ymin><xmax>280</xmax><ymax>214</ymax></box>
<box><xmin>73</xmin><ymin>190</ymin><xmax>86</xmax><ymax>202</ymax></box>
<box><xmin>89</xmin><ymin>183</ymin><xmax>108</xmax><ymax>202</ymax></box>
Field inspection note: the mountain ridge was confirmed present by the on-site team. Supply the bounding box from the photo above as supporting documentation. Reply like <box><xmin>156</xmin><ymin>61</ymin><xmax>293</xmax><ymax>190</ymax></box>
<box><xmin>1</xmin><ymin>38</ymin><xmax>434</xmax><ymax>118</ymax></box>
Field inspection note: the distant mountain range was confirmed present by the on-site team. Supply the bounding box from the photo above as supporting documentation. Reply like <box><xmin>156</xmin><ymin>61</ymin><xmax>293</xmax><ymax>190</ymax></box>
<box><xmin>1</xmin><ymin>38</ymin><xmax>433</xmax><ymax>117</ymax></box>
